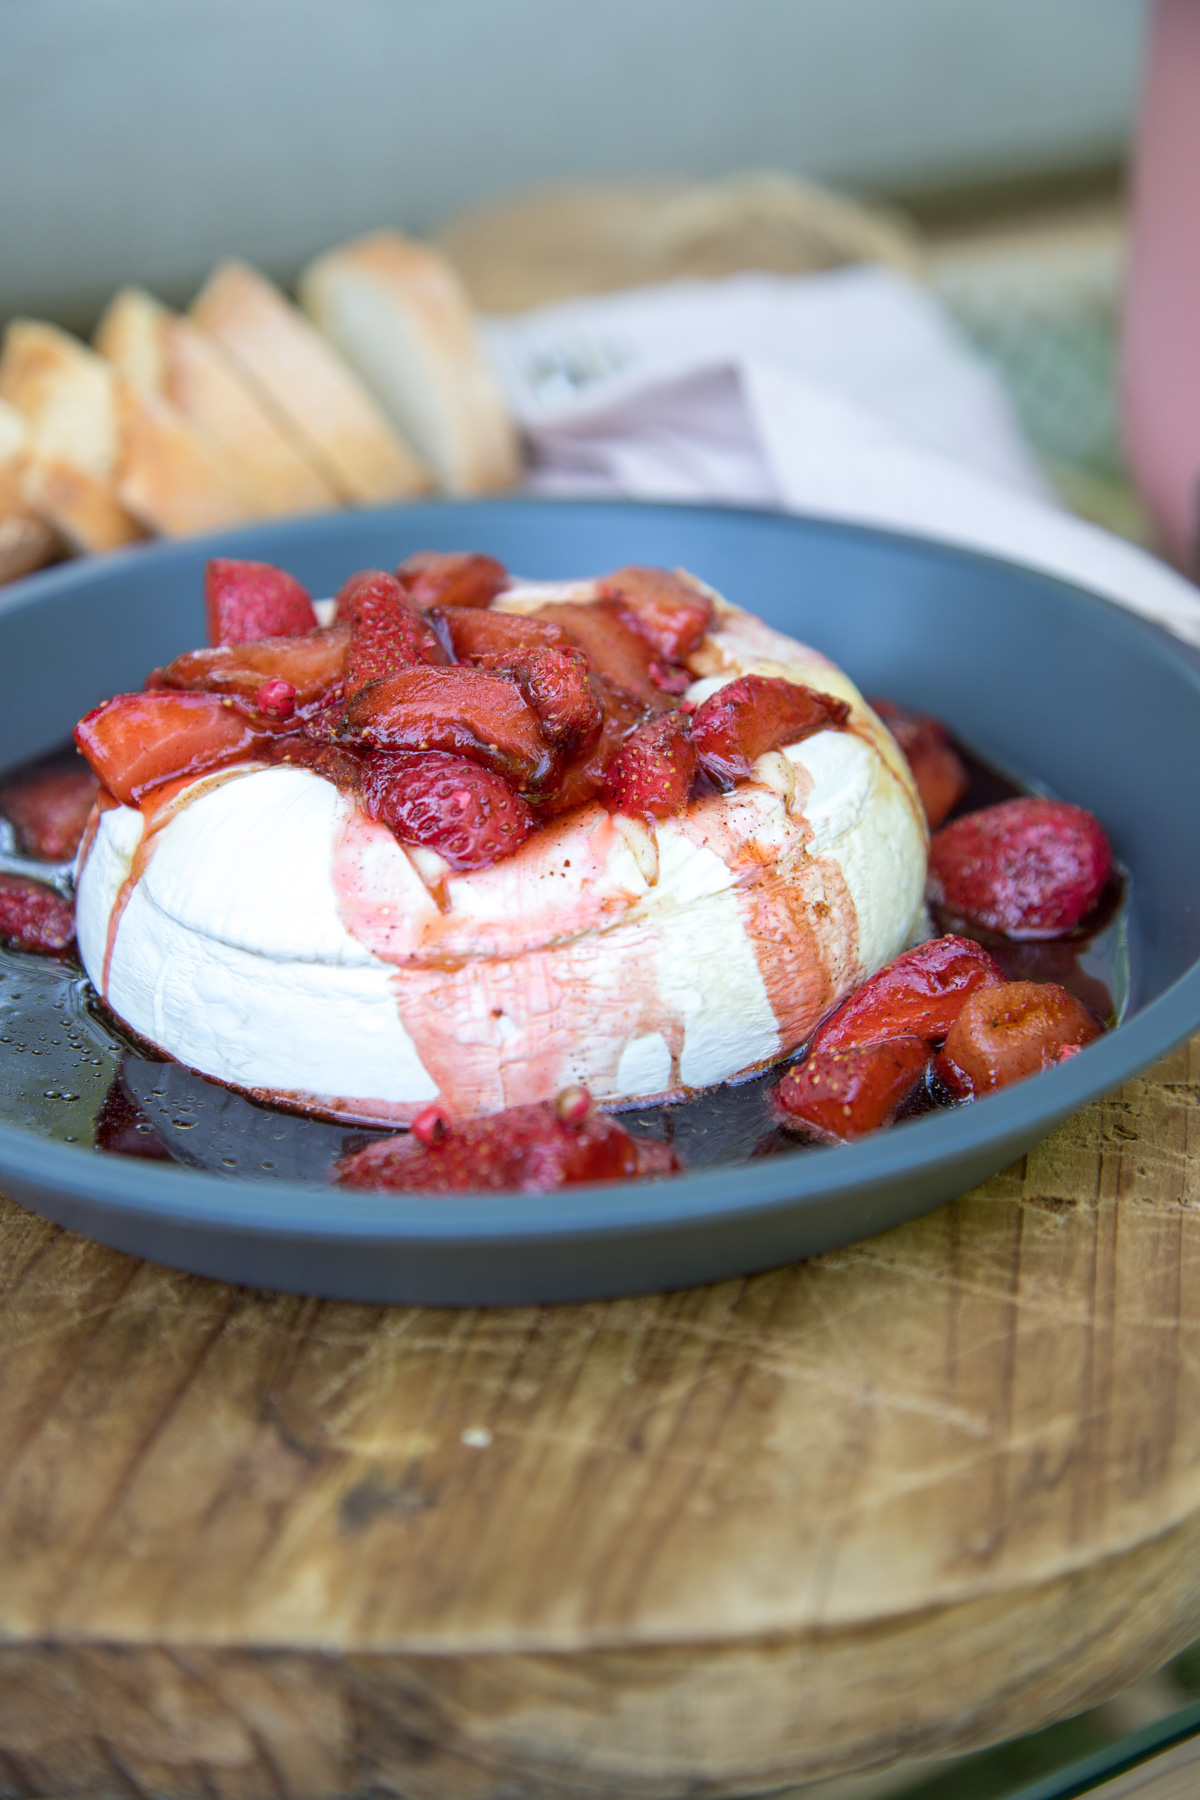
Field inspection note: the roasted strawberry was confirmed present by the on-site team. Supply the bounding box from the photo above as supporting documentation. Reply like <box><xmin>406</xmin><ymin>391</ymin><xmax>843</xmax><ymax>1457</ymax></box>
<box><xmin>813</xmin><ymin>936</ymin><xmax>1004</xmax><ymax>1055</ymax></box>
<box><xmin>345</xmin><ymin>666</ymin><xmax>553</xmax><ymax>791</ymax></box>
<box><xmin>397</xmin><ymin>550</ymin><xmax>509</xmax><ymax>610</ymax></box>
<box><xmin>538</xmin><ymin>677</ymin><xmax>647</xmax><ymax>818</ymax></box>
<box><xmin>870</xmin><ymin>697</ymin><xmax>968</xmax><ymax>829</ymax></box>
<box><xmin>153</xmin><ymin>627</ymin><xmax>350</xmax><ymax>709</ymax></box>
<box><xmin>205</xmin><ymin>559</ymin><xmax>317</xmax><ymax>646</ymax></box>
<box><xmin>691</xmin><ymin>676</ymin><xmax>850</xmax><ymax>786</ymax></box>
<box><xmin>597</xmin><ymin>565</ymin><xmax>715</xmax><ymax>658</ymax></box>
<box><xmin>335</xmin><ymin>1090</ymin><xmax>678</xmax><ymax>1192</ymax></box>
<box><xmin>0</xmin><ymin>873</ymin><xmax>75</xmax><ymax>953</ymax></box>
<box><xmin>474</xmin><ymin>647</ymin><xmax>602</xmax><ymax>756</ymax></box>
<box><xmin>602</xmin><ymin>711</ymin><xmax>697</xmax><ymax>818</ymax></box>
<box><xmin>439</xmin><ymin>606</ymin><xmax>570</xmax><ymax>660</ymax></box>
<box><xmin>532</xmin><ymin>600</ymin><xmax>674</xmax><ymax>710</ymax></box>
<box><xmin>337</xmin><ymin>571</ymin><xmax>449</xmax><ymax>698</ymax></box>
<box><xmin>265</xmin><ymin>737</ymin><xmax>365</xmax><ymax>793</ymax></box>
<box><xmin>935</xmin><ymin>980</ymin><xmax>1104</xmax><ymax>1097</ymax></box>
<box><xmin>361</xmin><ymin>750</ymin><xmax>534</xmax><ymax>871</ymax></box>
<box><xmin>776</xmin><ymin>1037</ymin><xmax>931</xmax><ymax>1142</ymax></box>
<box><xmin>928</xmin><ymin>798</ymin><xmax>1113</xmax><ymax>939</ymax></box>
<box><xmin>75</xmin><ymin>692</ymin><xmax>273</xmax><ymax>806</ymax></box>
<box><xmin>0</xmin><ymin>766</ymin><xmax>98</xmax><ymax>861</ymax></box>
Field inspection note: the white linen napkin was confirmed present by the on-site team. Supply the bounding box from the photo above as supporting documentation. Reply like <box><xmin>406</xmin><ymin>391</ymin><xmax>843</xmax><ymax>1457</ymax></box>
<box><xmin>484</xmin><ymin>267</ymin><xmax>1200</xmax><ymax>647</ymax></box>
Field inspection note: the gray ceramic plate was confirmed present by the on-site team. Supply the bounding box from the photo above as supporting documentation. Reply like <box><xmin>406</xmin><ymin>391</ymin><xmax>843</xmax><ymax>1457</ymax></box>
<box><xmin>1</xmin><ymin>498</ymin><xmax>1199</xmax><ymax>1305</ymax></box>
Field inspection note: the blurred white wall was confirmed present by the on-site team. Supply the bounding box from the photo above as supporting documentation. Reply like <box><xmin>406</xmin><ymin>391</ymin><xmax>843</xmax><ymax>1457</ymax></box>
<box><xmin>2</xmin><ymin>0</ymin><xmax>1147</xmax><ymax>326</ymax></box>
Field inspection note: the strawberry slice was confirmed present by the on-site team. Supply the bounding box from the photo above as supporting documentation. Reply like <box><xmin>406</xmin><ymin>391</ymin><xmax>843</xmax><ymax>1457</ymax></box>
<box><xmin>691</xmin><ymin>676</ymin><xmax>850</xmax><ymax>786</ymax></box>
<box><xmin>602</xmin><ymin>712</ymin><xmax>697</xmax><ymax>819</ymax></box>
<box><xmin>870</xmin><ymin>697</ymin><xmax>968</xmax><ymax>829</ymax></box>
<box><xmin>397</xmin><ymin>550</ymin><xmax>509</xmax><ymax>610</ymax></box>
<box><xmin>0</xmin><ymin>873</ymin><xmax>75</xmax><ymax>953</ymax></box>
<box><xmin>75</xmin><ymin>692</ymin><xmax>273</xmax><ymax>806</ymax></box>
<box><xmin>336</xmin><ymin>571</ymin><xmax>450</xmax><ymax>698</ymax></box>
<box><xmin>813</xmin><ymin>936</ymin><xmax>1004</xmax><ymax>1056</ymax></box>
<box><xmin>345</xmin><ymin>666</ymin><xmax>553</xmax><ymax>791</ymax></box>
<box><xmin>335</xmin><ymin>1090</ymin><xmax>678</xmax><ymax>1192</ymax></box>
<box><xmin>928</xmin><ymin>797</ymin><xmax>1113</xmax><ymax>939</ymax></box>
<box><xmin>265</xmin><ymin>737</ymin><xmax>365</xmax><ymax>793</ymax></box>
<box><xmin>532</xmin><ymin>601</ymin><xmax>674</xmax><ymax>710</ymax></box>
<box><xmin>539</xmin><ymin>677</ymin><xmax>646</xmax><ymax>818</ymax></box>
<box><xmin>205</xmin><ymin>559</ymin><xmax>317</xmax><ymax>646</ymax></box>
<box><xmin>776</xmin><ymin>1037</ymin><xmax>931</xmax><ymax>1142</ymax></box>
<box><xmin>935</xmin><ymin>981</ymin><xmax>1104</xmax><ymax>1097</ymax></box>
<box><xmin>152</xmin><ymin>627</ymin><xmax>350</xmax><ymax>710</ymax></box>
<box><xmin>474</xmin><ymin>647</ymin><xmax>602</xmax><ymax>756</ymax></box>
<box><xmin>0</xmin><ymin>766</ymin><xmax>98</xmax><ymax>861</ymax></box>
<box><xmin>440</xmin><ymin>607</ymin><xmax>570</xmax><ymax>660</ymax></box>
<box><xmin>362</xmin><ymin>750</ymin><xmax>534</xmax><ymax>871</ymax></box>
<box><xmin>597</xmin><ymin>565</ymin><xmax>715</xmax><ymax>658</ymax></box>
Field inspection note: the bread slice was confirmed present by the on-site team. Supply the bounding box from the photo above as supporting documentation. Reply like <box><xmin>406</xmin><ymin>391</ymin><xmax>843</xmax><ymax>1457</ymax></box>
<box><xmin>299</xmin><ymin>229</ymin><xmax>521</xmax><ymax>494</ymax></box>
<box><xmin>0</xmin><ymin>321</ymin><xmax>145</xmax><ymax>552</ymax></box>
<box><xmin>0</xmin><ymin>399</ymin><xmax>62</xmax><ymax>584</ymax></box>
<box><xmin>191</xmin><ymin>262</ymin><xmax>430</xmax><ymax>504</ymax></box>
<box><xmin>113</xmin><ymin>381</ymin><xmax>265</xmax><ymax>538</ymax></box>
<box><xmin>96</xmin><ymin>287</ymin><xmax>341</xmax><ymax>518</ymax></box>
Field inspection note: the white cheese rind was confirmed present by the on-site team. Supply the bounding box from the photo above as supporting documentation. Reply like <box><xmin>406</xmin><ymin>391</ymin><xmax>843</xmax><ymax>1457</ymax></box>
<box><xmin>75</xmin><ymin>597</ymin><xmax>927</xmax><ymax>1120</ymax></box>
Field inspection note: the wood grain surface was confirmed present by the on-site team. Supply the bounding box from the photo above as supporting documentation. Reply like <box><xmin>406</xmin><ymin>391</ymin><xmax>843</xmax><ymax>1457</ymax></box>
<box><xmin>2</xmin><ymin>1036</ymin><xmax>1200</xmax><ymax>1798</ymax></box>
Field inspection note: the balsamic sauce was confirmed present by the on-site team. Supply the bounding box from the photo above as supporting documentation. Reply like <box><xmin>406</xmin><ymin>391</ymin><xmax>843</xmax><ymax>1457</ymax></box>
<box><xmin>0</xmin><ymin>736</ymin><xmax>1131</xmax><ymax>1181</ymax></box>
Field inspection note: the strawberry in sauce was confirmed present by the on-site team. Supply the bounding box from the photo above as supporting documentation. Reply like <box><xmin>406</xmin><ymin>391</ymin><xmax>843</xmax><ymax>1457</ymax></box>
<box><xmin>335</xmin><ymin>1088</ymin><xmax>678</xmax><ymax>1192</ymax></box>
<box><xmin>602</xmin><ymin>712</ymin><xmax>698</xmax><ymax>819</ymax></box>
<box><xmin>337</xmin><ymin>570</ymin><xmax>450</xmax><ymax>698</ymax></box>
<box><xmin>397</xmin><ymin>550</ymin><xmax>510</xmax><ymax>611</ymax></box>
<box><xmin>776</xmin><ymin>1037</ymin><xmax>931</xmax><ymax>1142</ymax></box>
<box><xmin>0</xmin><ymin>874</ymin><xmax>75</xmax><ymax>953</ymax></box>
<box><xmin>869</xmin><ymin>697</ymin><xmax>968</xmax><ymax>829</ymax></box>
<box><xmin>929</xmin><ymin>797</ymin><xmax>1113</xmax><ymax>939</ymax></box>
<box><xmin>0</xmin><ymin>766</ymin><xmax>98</xmax><ymax>861</ymax></box>
<box><xmin>935</xmin><ymin>981</ymin><xmax>1104</xmax><ymax>1097</ymax></box>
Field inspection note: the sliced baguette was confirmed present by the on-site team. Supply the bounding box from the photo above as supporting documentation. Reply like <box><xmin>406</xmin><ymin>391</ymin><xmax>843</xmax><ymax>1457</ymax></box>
<box><xmin>96</xmin><ymin>287</ymin><xmax>341</xmax><ymax>518</ymax></box>
<box><xmin>191</xmin><ymin>261</ymin><xmax>430</xmax><ymax>504</ymax></box>
<box><xmin>0</xmin><ymin>321</ymin><xmax>145</xmax><ymax>552</ymax></box>
<box><xmin>0</xmin><ymin>399</ymin><xmax>62</xmax><ymax>584</ymax></box>
<box><xmin>113</xmin><ymin>382</ymin><xmax>264</xmax><ymax>538</ymax></box>
<box><xmin>299</xmin><ymin>229</ymin><xmax>521</xmax><ymax>494</ymax></box>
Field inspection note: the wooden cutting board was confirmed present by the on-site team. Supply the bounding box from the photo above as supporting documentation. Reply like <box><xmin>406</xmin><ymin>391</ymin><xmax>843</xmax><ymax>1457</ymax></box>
<box><xmin>2</xmin><ymin>1036</ymin><xmax>1200</xmax><ymax>1799</ymax></box>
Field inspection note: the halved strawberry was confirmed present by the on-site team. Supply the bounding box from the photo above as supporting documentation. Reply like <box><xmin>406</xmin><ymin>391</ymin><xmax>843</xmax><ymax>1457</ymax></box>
<box><xmin>928</xmin><ymin>798</ymin><xmax>1113</xmax><ymax>940</ymax></box>
<box><xmin>0</xmin><ymin>766</ymin><xmax>98</xmax><ymax>861</ymax></box>
<box><xmin>205</xmin><ymin>559</ymin><xmax>317</xmax><ymax>646</ymax></box>
<box><xmin>474</xmin><ymin>647</ymin><xmax>602</xmax><ymax>756</ymax></box>
<box><xmin>440</xmin><ymin>607</ymin><xmax>570</xmax><ymax>660</ymax></box>
<box><xmin>532</xmin><ymin>600</ymin><xmax>674</xmax><ymax>710</ymax></box>
<box><xmin>776</xmin><ymin>1037</ymin><xmax>931</xmax><ymax>1142</ymax></box>
<box><xmin>870</xmin><ymin>697</ymin><xmax>968</xmax><ymax>829</ymax></box>
<box><xmin>335</xmin><ymin>1091</ymin><xmax>678</xmax><ymax>1192</ymax></box>
<box><xmin>397</xmin><ymin>550</ymin><xmax>509</xmax><ymax>610</ymax></box>
<box><xmin>336</xmin><ymin>571</ymin><xmax>450</xmax><ymax>698</ymax></box>
<box><xmin>152</xmin><ymin>627</ymin><xmax>350</xmax><ymax>710</ymax></box>
<box><xmin>362</xmin><ymin>750</ymin><xmax>534</xmax><ymax>871</ymax></box>
<box><xmin>691</xmin><ymin>676</ymin><xmax>850</xmax><ymax>786</ymax></box>
<box><xmin>345</xmin><ymin>666</ymin><xmax>553</xmax><ymax>791</ymax></box>
<box><xmin>538</xmin><ymin>677</ymin><xmax>646</xmax><ymax>818</ymax></box>
<box><xmin>602</xmin><ymin>712</ymin><xmax>697</xmax><ymax>818</ymax></box>
<box><xmin>935</xmin><ymin>981</ymin><xmax>1103</xmax><ymax>1097</ymax></box>
<box><xmin>813</xmin><ymin>936</ymin><xmax>1004</xmax><ymax>1056</ymax></box>
<box><xmin>597</xmin><ymin>565</ymin><xmax>714</xmax><ymax>658</ymax></box>
<box><xmin>0</xmin><ymin>873</ymin><xmax>75</xmax><ymax>953</ymax></box>
<box><xmin>75</xmin><ymin>692</ymin><xmax>273</xmax><ymax>805</ymax></box>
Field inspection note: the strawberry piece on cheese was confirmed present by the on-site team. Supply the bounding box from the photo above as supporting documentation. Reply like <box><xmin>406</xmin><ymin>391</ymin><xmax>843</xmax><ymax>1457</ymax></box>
<box><xmin>602</xmin><ymin>711</ymin><xmax>697</xmax><ymax>819</ymax></box>
<box><xmin>345</xmin><ymin>665</ymin><xmax>553</xmax><ymax>790</ymax></box>
<box><xmin>397</xmin><ymin>550</ymin><xmax>509</xmax><ymax>611</ymax></box>
<box><xmin>205</xmin><ymin>559</ymin><xmax>317</xmax><ymax>646</ymax></box>
<box><xmin>597</xmin><ymin>565</ymin><xmax>715</xmax><ymax>658</ymax></box>
<box><xmin>152</xmin><ymin>627</ymin><xmax>350</xmax><ymax>710</ymax></box>
<box><xmin>361</xmin><ymin>749</ymin><xmax>534</xmax><ymax>871</ymax></box>
<box><xmin>691</xmin><ymin>675</ymin><xmax>850</xmax><ymax>786</ymax></box>
<box><xmin>75</xmin><ymin>692</ymin><xmax>274</xmax><ymax>806</ymax></box>
<box><xmin>337</xmin><ymin>571</ymin><xmax>450</xmax><ymax>698</ymax></box>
